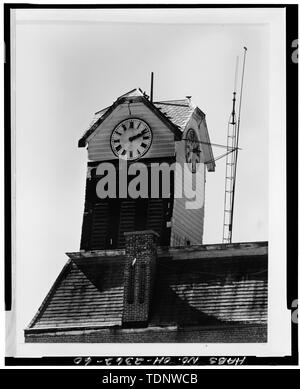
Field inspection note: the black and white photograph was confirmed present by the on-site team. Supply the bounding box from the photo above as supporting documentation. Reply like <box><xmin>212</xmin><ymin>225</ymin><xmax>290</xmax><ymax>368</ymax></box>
<box><xmin>4</xmin><ymin>4</ymin><xmax>297</xmax><ymax>368</ymax></box>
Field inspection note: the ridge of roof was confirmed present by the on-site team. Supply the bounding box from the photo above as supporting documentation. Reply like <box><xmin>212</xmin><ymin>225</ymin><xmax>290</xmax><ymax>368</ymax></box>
<box><xmin>154</xmin><ymin>99</ymin><xmax>190</xmax><ymax>107</ymax></box>
<box><xmin>117</xmin><ymin>88</ymin><xmax>144</xmax><ymax>99</ymax></box>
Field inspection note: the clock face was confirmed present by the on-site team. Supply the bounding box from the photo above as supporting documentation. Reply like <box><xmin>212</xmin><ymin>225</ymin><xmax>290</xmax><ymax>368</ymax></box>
<box><xmin>110</xmin><ymin>118</ymin><xmax>152</xmax><ymax>161</ymax></box>
<box><xmin>185</xmin><ymin>128</ymin><xmax>201</xmax><ymax>173</ymax></box>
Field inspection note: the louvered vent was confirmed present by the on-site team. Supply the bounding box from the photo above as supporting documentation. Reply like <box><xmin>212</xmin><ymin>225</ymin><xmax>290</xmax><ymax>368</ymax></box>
<box><xmin>118</xmin><ymin>200</ymin><xmax>136</xmax><ymax>248</ymax></box>
<box><xmin>90</xmin><ymin>202</ymin><xmax>109</xmax><ymax>249</ymax></box>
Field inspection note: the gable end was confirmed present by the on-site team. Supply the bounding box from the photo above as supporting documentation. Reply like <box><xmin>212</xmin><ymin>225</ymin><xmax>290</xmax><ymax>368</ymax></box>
<box><xmin>79</xmin><ymin>95</ymin><xmax>182</xmax><ymax>148</ymax></box>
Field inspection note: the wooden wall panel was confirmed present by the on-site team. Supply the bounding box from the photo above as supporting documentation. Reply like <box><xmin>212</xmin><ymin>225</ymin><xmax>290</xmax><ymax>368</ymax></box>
<box><xmin>171</xmin><ymin>114</ymin><xmax>206</xmax><ymax>246</ymax></box>
<box><xmin>87</xmin><ymin>103</ymin><xmax>175</xmax><ymax>161</ymax></box>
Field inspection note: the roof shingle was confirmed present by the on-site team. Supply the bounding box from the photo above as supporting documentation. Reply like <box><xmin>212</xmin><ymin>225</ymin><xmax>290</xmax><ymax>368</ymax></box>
<box><xmin>30</xmin><ymin>258</ymin><xmax>125</xmax><ymax>330</ymax></box>
<box><xmin>153</xmin><ymin>100</ymin><xmax>195</xmax><ymax>131</ymax></box>
<box><xmin>27</xmin><ymin>243</ymin><xmax>267</xmax><ymax>331</ymax></box>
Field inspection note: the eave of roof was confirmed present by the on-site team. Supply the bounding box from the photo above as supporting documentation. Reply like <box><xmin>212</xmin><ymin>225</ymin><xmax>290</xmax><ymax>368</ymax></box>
<box><xmin>66</xmin><ymin>241</ymin><xmax>268</xmax><ymax>263</ymax></box>
<box><xmin>157</xmin><ymin>241</ymin><xmax>268</xmax><ymax>260</ymax></box>
<box><xmin>25</xmin><ymin>323</ymin><xmax>267</xmax><ymax>338</ymax></box>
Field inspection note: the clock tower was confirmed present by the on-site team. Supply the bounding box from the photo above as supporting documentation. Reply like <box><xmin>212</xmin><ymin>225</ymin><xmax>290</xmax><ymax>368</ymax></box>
<box><xmin>78</xmin><ymin>88</ymin><xmax>215</xmax><ymax>250</ymax></box>
<box><xmin>110</xmin><ymin>118</ymin><xmax>153</xmax><ymax>161</ymax></box>
<box><xmin>25</xmin><ymin>87</ymin><xmax>268</xmax><ymax>344</ymax></box>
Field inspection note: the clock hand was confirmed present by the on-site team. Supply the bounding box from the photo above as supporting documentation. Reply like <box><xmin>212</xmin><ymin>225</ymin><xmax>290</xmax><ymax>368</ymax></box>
<box><xmin>129</xmin><ymin>129</ymin><xmax>147</xmax><ymax>142</ymax></box>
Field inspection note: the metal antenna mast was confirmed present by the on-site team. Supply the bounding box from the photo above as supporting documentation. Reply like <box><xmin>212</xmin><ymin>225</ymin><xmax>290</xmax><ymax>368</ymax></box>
<box><xmin>222</xmin><ymin>47</ymin><xmax>247</xmax><ymax>243</ymax></box>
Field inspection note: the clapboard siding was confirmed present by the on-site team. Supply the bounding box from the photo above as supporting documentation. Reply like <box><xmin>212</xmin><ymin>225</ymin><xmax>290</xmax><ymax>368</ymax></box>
<box><xmin>87</xmin><ymin>102</ymin><xmax>175</xmax><ymax>161</ymax></box>
<box><xmin>171</xmin><ymin>113</ymin><xmax>206</xmax><ymax>246</ymax></box>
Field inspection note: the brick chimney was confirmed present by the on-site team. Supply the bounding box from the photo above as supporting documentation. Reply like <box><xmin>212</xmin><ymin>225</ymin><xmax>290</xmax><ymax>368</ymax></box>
<box><xmin>122</xmin><ymin>230</ymin><xmax>159</xmax><ymax>327</ymax></box>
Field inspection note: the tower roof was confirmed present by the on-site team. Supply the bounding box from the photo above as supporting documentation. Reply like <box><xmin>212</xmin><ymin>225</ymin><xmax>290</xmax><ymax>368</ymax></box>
<box><xmin>78</xmin><ymin>88</ymin><xmax>215</xmax><ymax>171</ymax></box>
<box><xmin>153</xmin><ymin>99</ymin><xmax>197</xmax><ymax>130</ymax></box>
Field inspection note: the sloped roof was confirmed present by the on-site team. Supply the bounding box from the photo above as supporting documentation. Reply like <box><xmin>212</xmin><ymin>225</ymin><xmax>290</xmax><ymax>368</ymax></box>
<box><xmin>154</xmin><ymin>99</ymin><xmax>215</xmax><ymax>171</ymax></box>
<box><xmin>78</xmin><ymin>89</ymin><xmax>183</xmax><ymax>147</ymax></box>
<box><xmin>26</xmin><ymin>242</ymin><xmax>267</xmax><ymax>332</ymax></box>
<box><xmin>151</xmin><ymin>256</ymin><xmax>267</xmax><ymax>326</ymax></box>
<box><xmin>28</xmin><ymin>257</ymin><xmax>125</xmax><ymax>330</ymax></box>
<box><xmin>153</xmin><ymin>99</ymin><xmax>197</xmax><ymax>131</ymax></box>
<box><xmin>83</xmin><ymin>98</ymin><xmax>196</xmax><ymax>135</ymax></box>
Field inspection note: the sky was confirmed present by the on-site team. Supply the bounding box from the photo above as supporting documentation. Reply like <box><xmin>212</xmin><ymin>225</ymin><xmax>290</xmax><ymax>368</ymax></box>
<box><xmin>13</xmin><ymin>9</ymin><xmax>270</xmax><ymax>352</ymax></box>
